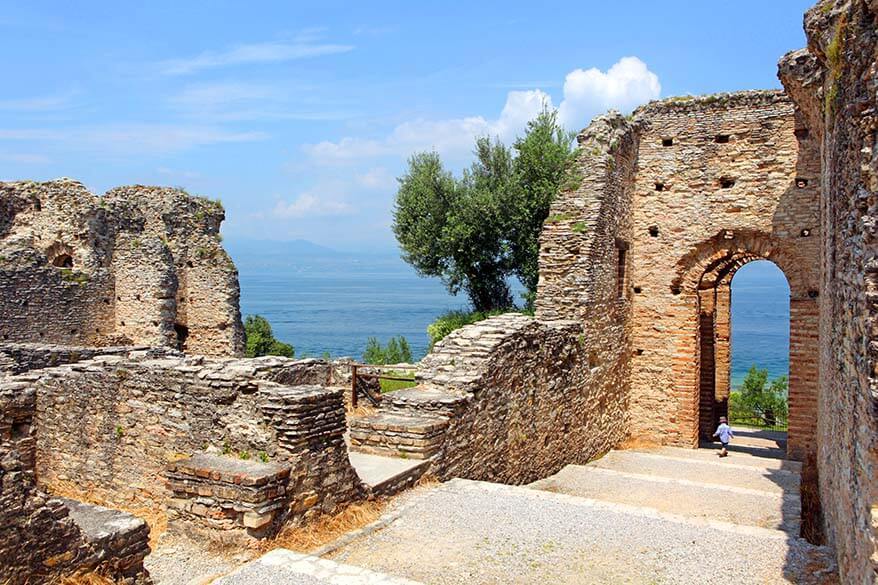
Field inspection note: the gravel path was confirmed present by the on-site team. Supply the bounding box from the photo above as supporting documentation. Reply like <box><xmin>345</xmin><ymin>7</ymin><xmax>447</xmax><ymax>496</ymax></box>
<box><xmin>329</xmin><ymin>479</ymin><xmax>837</xmax><ymax>585</ymax></box>
<box><xmin>144</xmin><ymin>536</ymin><xmax>254</xmax><ymax>585</ymax></box>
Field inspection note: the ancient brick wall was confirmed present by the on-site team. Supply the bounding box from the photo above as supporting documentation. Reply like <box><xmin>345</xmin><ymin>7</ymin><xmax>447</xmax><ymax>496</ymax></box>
<box><xmin>12</xmin><ymin>353</ymin><xmax>363</xmax><ymax>529</ymax></box>
<box><xmin>416</xmin><ymin>314</ymin><xmax>628</xmax><ymax>484</ymax></box>
<box><xmin>628</xmin><ymin>92</ymin><xmax>821</xmax><ymax>456</ymax></box>
<box><xmin>0</xmin><ymin>179</ymin><xmax>244</xmax><ymax>356</ymax></box>
<box><xmin>780</xmin><ymin>1</ymin><xmax>878</xmax><ymax>580</ymax></box>
<box><xmin>0</xmin><ymin>378</ymin><xmax>150</xmax><ymax>584</ymax></box>
<box><xmin>537</xmin><ymin>92</ymin><xmax>821</xmax><ymax>458</ymax></box>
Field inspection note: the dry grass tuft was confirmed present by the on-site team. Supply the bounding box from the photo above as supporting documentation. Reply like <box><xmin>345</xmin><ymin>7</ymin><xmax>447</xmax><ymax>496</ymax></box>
<box><xmin>260</xmin><ymin>500</ymin><xmax>386</xmax><ymax>554</ymax></box>
<box><xmin>52</xmin><ymin>572</ymin><xmax>117</xmax><ymax>585</ymax></box>
<box><xmin>346</xmin><ymin>403</ymin><xmax>377</xmax><ymax>419</ymax></box>
<box><xmin>47</xmin><ymin>480</ymin><xmax>167</xmax><ymax>549</ymax></box>
<box><xmin>414</xmin><ymin>472</ymin><xmax>440</xmax><ymax>488</ymax></box>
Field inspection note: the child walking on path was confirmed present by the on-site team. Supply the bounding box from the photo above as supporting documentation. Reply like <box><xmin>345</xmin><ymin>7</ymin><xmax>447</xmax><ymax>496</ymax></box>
<box><xmin>713</xmin><ymin>416</ymin><xmax>734</xmax><ymax>457</ymax></box>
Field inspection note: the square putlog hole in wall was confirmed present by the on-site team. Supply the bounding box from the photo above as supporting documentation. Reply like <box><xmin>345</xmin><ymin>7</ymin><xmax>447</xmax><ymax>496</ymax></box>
<box><xmin>715</xmin><ymin>134</ymin><xmax>730</xmax><ymax>144</ymax></box>
<box><xmin>719</xmin><ymin>177</ymin><xmax>736</xmax><ymax>189</ymax></box>
<box><xmin>655</xmin><ymin>182</ymin><xmax>665</xmax><ymax>192</ymax></box>
<box><xmin>661</xmin><ymin>138</ymin><xmax>674</xmax><ymax>147</ymax></box>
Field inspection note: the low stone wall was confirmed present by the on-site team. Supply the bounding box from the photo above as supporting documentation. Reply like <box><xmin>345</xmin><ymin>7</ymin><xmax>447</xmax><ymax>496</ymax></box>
<box><xmin>167</xmin><ymin>454</ymin><xmax>293</xmax><ymax>543</ymax></box>
<box><xmin>0</xmin><ymin>377</ymin><xmax>150</xmax><ymax>584</ymax></box>
<box><xmin>8</xmin><ymin>352</ymin><xmax>364</xmax><ymax>542</ymax></box>
<box><xmin>419</xmin><ymin>314</ymin><xmax>629</xmax><ymax>485</ymax></box>
<box><xmin>0</xmin><ymin>342</ymin><xmax>146</xmax><ymax>375</ymax></box>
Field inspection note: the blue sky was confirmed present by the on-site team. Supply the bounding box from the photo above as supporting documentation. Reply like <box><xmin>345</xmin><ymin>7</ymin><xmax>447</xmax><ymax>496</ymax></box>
<box><xmin>0</xmin><ymin>1</ymin><xmax>812</xmax><ymax>252</ymax></box>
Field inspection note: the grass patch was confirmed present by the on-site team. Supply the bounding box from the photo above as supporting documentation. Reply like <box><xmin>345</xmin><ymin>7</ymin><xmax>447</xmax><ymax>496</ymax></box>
<box><xmin>378</xmin><ymin>371</ymin><xmax>417</xmax><ymax>393</ymax></box>
<box><xmin>259</xmin><ymin>500</ymin><xmax>386</xmax><ymax>554</ymax></box>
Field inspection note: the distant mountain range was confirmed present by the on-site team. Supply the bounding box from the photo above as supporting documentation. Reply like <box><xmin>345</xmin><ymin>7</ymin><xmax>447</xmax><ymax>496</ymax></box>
<box><xmin>224</xmin><ymin>238</ymin><xmax>342</xmax><ymax>258</ymax></box>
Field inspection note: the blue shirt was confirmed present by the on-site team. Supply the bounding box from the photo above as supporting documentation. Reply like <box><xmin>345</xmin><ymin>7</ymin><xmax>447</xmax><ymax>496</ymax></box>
<box><xmin>715</xmin><ymin>423</ymin><xmax>734</xmax><ymax>443</ymax></box>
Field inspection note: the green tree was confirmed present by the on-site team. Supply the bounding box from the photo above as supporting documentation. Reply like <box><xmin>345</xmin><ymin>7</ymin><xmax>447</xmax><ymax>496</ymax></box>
<box><xmin>244</xmin><ymin>315</ymin><xmax>294</xmax><ymax>358</ymax></box>
<box><xmin>362</xmin><ymin>336</ymin><xmax>413</xmax><ymax>365</ymax></box>
<box><xmin>508</xmin><ymin>109</ymin><xmax>579</xmax><ymax>307</ymax></box>
<box><xmin>729</xmin><ymin>365</ymin><xmax>788</xmax><ymax>426</ymax></box>
<box><xmin>393</xmin><ymin>107</ymin><xmax>578</xmax><ymax>312</ymax></box>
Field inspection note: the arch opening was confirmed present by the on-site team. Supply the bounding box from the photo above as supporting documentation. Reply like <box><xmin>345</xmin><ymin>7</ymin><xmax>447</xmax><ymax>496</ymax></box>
<box><xmin>696</xmin><ymin>257</ymin><xmax>793</xmax><ymax>454</ymax></box>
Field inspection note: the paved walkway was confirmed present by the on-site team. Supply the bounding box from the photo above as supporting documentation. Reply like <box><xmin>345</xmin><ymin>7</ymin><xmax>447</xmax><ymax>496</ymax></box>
<box><xmin>161</xmin><ymin>444</ymin><xmax>838</xmax><ymax>584</ymax></box>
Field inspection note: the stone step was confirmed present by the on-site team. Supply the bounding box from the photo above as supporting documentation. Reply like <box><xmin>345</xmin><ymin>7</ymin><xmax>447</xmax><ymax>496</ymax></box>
<box><xmin>347</xmin><ymin>451</ymin><xmax>432</xmax><ymax>496</ymax></box>
<box><xmin>630</xmin><ymin>446</ymin><xmax>803</xmax><ymax>473</ymax></box>
<box><xmin>589</xmin><ymin>450</ymin><xmax>799</xmax><ymax>495</ymax></box>
<box><xmin>349</xmin><ymin>412</ymin><xmax>448</xmax><ymax>459</ymax></box>
<box><xmin>528</xmin><ymin>464</ymin><xmax>801</xmax><ymax>534</ymax></box>
<box><xmin>383</xmin><ymin>385</ymin><xmax>469</xmax><ymax>417</ymax></box>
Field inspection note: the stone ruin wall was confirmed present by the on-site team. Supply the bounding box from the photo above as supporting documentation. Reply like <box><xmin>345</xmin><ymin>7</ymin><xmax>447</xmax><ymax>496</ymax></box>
<box><xmin>4</xmin><ymin>351</ymin><xmax>365</xmax><ymax>539</ymax></box>
<box><xmin>538</xmin><ymin>91</ymin><xmax>821</xmax><ymax>460</ymax></box>
<box><xmin>780</xmin><ymin>0</ymin><xmax>878</xmax><ymax>580</ymax></box>
<box><xmin>1</xmin><ymin>373</ymin><xmax>150</xmax><ymax>584</ymax></box>
<box><xmin>0</xmin><ymin>179</ymin><xmax>244</xmax><ymax>356</ymax></box>
<box><xmin>416</xmin><ymin>314</ymin><xmax>629</xmax><ymax>485</ymax></box>
<box><xmin>628</xmin><ymin>92</ymin><xmax>820</xmax><ymax>458</ymax></box>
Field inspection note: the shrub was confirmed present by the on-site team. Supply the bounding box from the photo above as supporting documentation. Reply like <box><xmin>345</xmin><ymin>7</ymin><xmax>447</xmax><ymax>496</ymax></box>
<box><xmin>729</xmin><ymin>365</ymin><xmax>788</xmax><ymax>428</ymax></box>
<box><xmin>362</xmin><ymin>336</ymin><xmax>412</xmax><ymax>365</ymax></box>
<box><xmin>244</xmin><ymin>315</ymin><xmax>295</xmax><ymax>358</ymax></box>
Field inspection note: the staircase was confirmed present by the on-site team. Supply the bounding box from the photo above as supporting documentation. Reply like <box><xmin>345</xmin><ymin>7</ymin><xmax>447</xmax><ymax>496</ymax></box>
<box><xmin>348</xmin><ymin>385</ymin><xmax>466</xmax><ymax>459</ymax></box>
<box><xmin>530</xmin><ymin>444</ymin><xmax>804</xmax><ymax>535</ymax></box>
<box><xmin>344</xmin><ymin>385</ymin><xmax>467</xmax><ymax>496</ymax></box>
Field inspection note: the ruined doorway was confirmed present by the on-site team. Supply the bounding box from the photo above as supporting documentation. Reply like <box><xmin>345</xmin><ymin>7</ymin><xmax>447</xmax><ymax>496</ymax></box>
<box><xmin>697</xmin><ymin>258</ymin><xmax>797</xmax><ymax>455</ymax></box>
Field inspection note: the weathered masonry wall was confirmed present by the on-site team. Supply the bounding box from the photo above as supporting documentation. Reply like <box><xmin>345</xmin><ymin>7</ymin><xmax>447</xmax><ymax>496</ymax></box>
<box><xmin>780</xmin><ymin>1</ymin><xmax>878</xmax><ymax>581</ymax></box>
<box><xmin>628</xmin><ymin>92</ymin><xmax>821</xmax><ymax>457</ymax></box>
<box><xmin>418</xmin><ymin>314</ymin><xmax>629</xmax><ymax>484</ymax></box>
<box><xmin>0</xmin><ymin>179</ymin><xmax>244</xmax><ymax>356</ymax></box>
<box><xmin>1</xmin><ymin>378</ymin><xmax>150</xmax><ymax>584</ymax></box>
<box><xmin>538</xmin><ymin>92</ymin><xmax>821</xmax><ymax>460</ymax></box>
<box><xmin>10</xmin><ymin>353</ymin><xmax>364</xmax><ymax>541</ymax></box>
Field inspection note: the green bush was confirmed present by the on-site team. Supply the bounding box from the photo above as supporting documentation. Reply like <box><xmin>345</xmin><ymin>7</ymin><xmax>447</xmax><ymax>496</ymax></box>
<box><xmin>427</xmin><ymin>309</ymin><xmax>511</xmax><ymax>349</ymax></box>
<box><xmin>362</xmin><ymin>336</ymin><xmax>412</xmax><ymax>365</ymax></box>
<box><xmin>729</xmin><ymin>365</ymin><xmax>788</xmax><ymax>428</ymax></box>
<box><xmin>244</xmin><ymin>315</ymin><xmax>295</xmax><ymax>358</ymax></box>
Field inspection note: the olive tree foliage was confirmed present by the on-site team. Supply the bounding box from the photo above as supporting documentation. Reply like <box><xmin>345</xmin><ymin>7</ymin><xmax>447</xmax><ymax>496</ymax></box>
<box><xmin>393</xmin><ymin>108</ymin><xmax>578</xmax><ymax>312</ymax></box>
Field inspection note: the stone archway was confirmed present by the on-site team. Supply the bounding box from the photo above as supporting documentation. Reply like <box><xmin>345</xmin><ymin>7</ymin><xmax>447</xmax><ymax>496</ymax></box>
<box><xmin>672</xmin><ymin>231</ymin><xmax>818</xmax><ymax>460</ymax></box>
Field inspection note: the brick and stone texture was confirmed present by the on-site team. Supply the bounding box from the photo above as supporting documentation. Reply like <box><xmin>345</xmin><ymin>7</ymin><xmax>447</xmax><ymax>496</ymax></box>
<box><xmin>5</xmin><ymin>352</ymin><xmax>364</xmax><ymax>544</ymax></box>
<box><xmin>0</xmin><ymin>179</ymin><xmax>244</xmax><ymax>356</ymax></box>
<box><xmin>166</xmin><ymin>454</ymin><xmax>293</xmax><ymax>544</ymax></box>
<box><xmin>538</xmin><ymin>91</ymin><xmax>821</xmax><ymax>460</ymax></box>
<box><xmin>780</xmin><ymin>1</ymin><xmax>878</xmax><ymax>581</ymax></box>
<box><xmin>356</xmin><ymin>313</ymin><xmax>629</xmax><ymax>486</ymax></box>
<box><xmin>1</xmin><ymin>377</ymin><xmax>150</xmax><ymax>584</ymax></box>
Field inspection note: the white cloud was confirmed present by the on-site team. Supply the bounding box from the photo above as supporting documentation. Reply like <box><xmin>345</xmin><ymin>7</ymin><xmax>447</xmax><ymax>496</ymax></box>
<box><xmin>0</xmin><ymin>91</ymin><xmax>78</xmax><ymax>112</ymax></box>
<box><xmin>303</xmin><ymin>57</ymin><xmax>660</xmax><ymax>164</ymax></box>
<box><xmin>558</xmin><ymin>56</ymin><xmax>661</xmax><ymax>129</ymax></box>
<box><xmin>0</xmin><ymin>124</ymin><xmax>267</xmax><ymax>155</ymax></box>
<box><xmin>0</xmin><ymin>152</ymin><xmax>50</xmax><ymax>164</ymax></box>
<box><xmin>159</xmin><ymin>39</ymin><xmax>353</xmax><ymax>75</ymax></box>
<box><xmin>272</xmin><ymin>192</ymin><xmax>353</xmax><ymax>219</ymax></box>
<box><xmin>357</xmin><ymin>167</ymin><xmax>396</xmax><ymax>190</ymax></box>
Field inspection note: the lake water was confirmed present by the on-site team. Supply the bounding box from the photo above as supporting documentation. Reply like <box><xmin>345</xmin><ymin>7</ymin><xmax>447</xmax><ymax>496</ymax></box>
<box><xmin>232</xmin><ymin>244</ymin><xmax>789</xmax><ymax>388</ymax></box>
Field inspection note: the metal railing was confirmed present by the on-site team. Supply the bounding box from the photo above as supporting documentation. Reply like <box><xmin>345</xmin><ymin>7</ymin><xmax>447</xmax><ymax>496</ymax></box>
<box><xmin>350</xmin><ymin>363</ymin><xmax>417</xmax><ymax>408</ymax></box>
<box><xmin>728</xmin><ymin>409</ymin><xmax>788</xmax><ymax>432</ymax></box>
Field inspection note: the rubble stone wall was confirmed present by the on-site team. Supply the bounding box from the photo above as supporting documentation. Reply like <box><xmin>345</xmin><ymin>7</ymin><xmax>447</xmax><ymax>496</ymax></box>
<box><xmin>0</xmin><ymin>342</ymin><xmax>141</xmax><ymax>375</ymax></box>
<box><xmin>0</xmin><ymin>179</ymin><xmax>244</xmax><ymax>356</ymax></box>
<box><xmin>0</xmin><ymin>377</ymin><xmax>150</xmax><ymax>584</ymax></box>
<box><xmin>418</xmin><ymin>314</ymin><xmax>628</xmax><ymax>484</ymax></box>
<box><xmin>780</xmin><ymin>1</ymin><xmax>878</xmax><ymax>580</ymax></box>
<box><xmin>11</xmin><ymin>353</ymin><xmax>363</xmax><ymax>530</ymax></box>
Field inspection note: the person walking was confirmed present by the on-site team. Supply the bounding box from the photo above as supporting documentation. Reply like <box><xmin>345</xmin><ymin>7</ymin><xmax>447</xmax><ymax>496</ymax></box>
<box><xmin>713</xmin><ymin>416</ymin><xmax>734</xmax><ymax>457</ymax></box>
